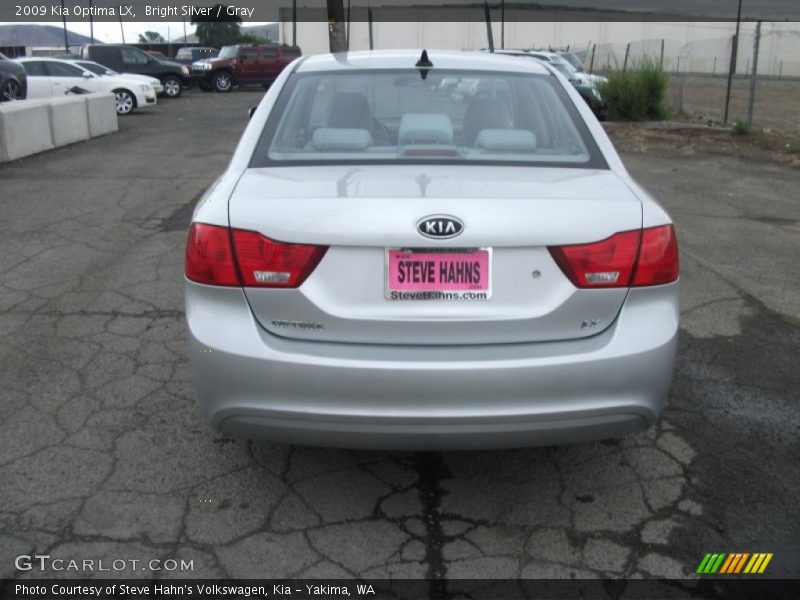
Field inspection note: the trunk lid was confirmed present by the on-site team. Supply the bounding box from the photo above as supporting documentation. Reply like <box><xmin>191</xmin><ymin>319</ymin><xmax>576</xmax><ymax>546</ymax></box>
<box><xmin>228</xmin><ymin>165</ymin><xmax>642</xmax><ymax>345</ymax></box>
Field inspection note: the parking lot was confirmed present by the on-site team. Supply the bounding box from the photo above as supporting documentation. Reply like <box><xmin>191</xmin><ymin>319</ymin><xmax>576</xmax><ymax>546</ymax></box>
<box><xmin>0</xmin><ymin>89</ymin><xmax>798</xmax><ymax>584</ymax></box>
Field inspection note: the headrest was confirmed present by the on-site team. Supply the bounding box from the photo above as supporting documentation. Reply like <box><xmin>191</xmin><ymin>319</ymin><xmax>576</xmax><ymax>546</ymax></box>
<box><xmin>474</xmin><ymin>129</ymin><xmax>538</xmax><ymax>152</ymax></box>
<box><xmin>398</xmin><ymin>113</ymin><xmax>453</xmax><ymax>145</ymax></box>
<box><xmin>311</xmin><ymin>128</ymin><xmax>373</xmax><ymax>151</ymax></box>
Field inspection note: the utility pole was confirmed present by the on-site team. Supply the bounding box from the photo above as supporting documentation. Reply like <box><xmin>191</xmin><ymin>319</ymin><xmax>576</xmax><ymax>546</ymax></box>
<box><xmin>723</xmin><ymin>0</ymin><xmax>743</xmax><ymax>124</ymax></box>
<box><xmin>327</xmin><ymin>0</ymin><xmax>347</xmax><ymax>53</ymax></box>
<box><xmin>659</xmin><ymin>38</ymin><xmax>664</xmax><ymax>69</ymax></box>
<box><xmin>292</xmin><ymin>0</ymin><xmax>297</xmax><ymax>46</ymax></box>
<box><xmin>61</xmin><ymin>0</ymin><xmax>69</xmax><ymax>53</ymax></box>
<box><xmin>89</xmin><ymin>0</ymin><xmax>94</xmax><ymax>44</ymax></box>
<box><xmin>484</xmin><ymin>1</ymin><xmax>494</xmax><ymax>52</ymax></box>
<box><xmin>622</xmin><ymin>42</ymin><xmax>630</xmax><ymax>72</ymax></box>
<box><xmin>501</xmin><ymin>0</ymin><xmax>505</xmax><ymax>49</ymax></box>
<box><xmin>747</xmin><ymin>20</ymin><xmax>761</xmax><ymax>125</ymax></box>
<box><xmin>346</xmin><ymin>0</ymin><xmax>351</xmax><ymax>51</ymax></box>
<box><xmin>589</xmin><ymin>43</ymin><xmax>596</xmax><ymax>74</ymax></box>
<box><xmin>367</xmin><ymin>7</ymin><xmax>374</xmax><ymax>50</ymax></box>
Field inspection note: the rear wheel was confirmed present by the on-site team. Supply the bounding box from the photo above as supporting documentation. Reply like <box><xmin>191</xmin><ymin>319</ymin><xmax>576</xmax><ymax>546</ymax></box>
<box><xmin>213</xmin><ymin>71</ymin><xmax>234</xmax><ymax>93</ymax></box>
<box><xmin>1</xmin><ymin>78</ymin><xmax>22</xmax><ymax>101</ymax></box>
<box><xmin>162</xmin><ymin>76</ymin><xmax>183</xmax><ymax>98</ymax></box>
<box><xmin>113</xmin><ymin>89</ymin><xmax>136</xmax><ymax>115</ymax></box>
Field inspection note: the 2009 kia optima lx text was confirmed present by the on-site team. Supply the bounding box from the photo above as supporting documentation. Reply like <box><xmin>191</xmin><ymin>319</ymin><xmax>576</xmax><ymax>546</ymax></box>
<box><xmin>184</xmin><ymin>50</ymin><xmax>679</xmax><ymax>450</ymax></box>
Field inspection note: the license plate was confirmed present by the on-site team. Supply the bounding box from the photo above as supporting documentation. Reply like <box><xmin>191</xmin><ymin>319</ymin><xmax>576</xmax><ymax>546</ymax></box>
<box><xmin>385</xmin><ymin>248</ymin><xmax>491</xmax><ymax>300</ymax></box>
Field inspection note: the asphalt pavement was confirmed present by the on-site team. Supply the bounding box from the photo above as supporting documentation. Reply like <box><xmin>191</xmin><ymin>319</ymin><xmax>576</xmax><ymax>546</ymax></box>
<box><xmin>0</xmin><ymin>89</ymin><xmax>797</xmax><ymax>585</ymax></box>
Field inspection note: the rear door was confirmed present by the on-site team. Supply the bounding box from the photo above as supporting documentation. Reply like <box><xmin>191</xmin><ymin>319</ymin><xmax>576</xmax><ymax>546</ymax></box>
<box><xmin>237</xmin><ymin>47</ymin><xmax>261</xmax><ymax>82</ymax></box>
<box><xmin>258</xmin><ymin>47</ymin><xmax>281</xmax><ymax>81</ymax></box>
<box><xmin>21</xmin><ymin>60</ymin><xmax>53</xmax><ymax>98</ymax></box>
<box><xmin>120</xmin><ymin>46</ymin><xmax>150</xmax><ymax>76</ymax></box>
<box><xmin>43</xmin><ymin>61</ymin><xmax>99</xmax><ymax>96</ymax></box>
<box><xmin>90</xmin><ymin>47</ymin><xmax>124</xmax><ymax>72</ymax></box>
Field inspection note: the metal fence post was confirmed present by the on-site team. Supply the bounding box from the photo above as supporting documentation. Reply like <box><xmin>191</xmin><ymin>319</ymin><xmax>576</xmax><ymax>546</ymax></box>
<box><xmin>659</xmin><ymin>38</ymin><xmax>664</xmax><ymax>70</ymax></box>
<box><xmin>747</xmin><ymin>21</ymin><xmax>762</xmax><ymax>126</ymax></box>
<box><xmin>723</xmin><ymin>33</ymin><xmax>738</xmax><ymax>124</ymax></box>
<box><xmin>622</xmin><ymin>42</ymin><xmax>631</xmax><ymax>72</ymax></box>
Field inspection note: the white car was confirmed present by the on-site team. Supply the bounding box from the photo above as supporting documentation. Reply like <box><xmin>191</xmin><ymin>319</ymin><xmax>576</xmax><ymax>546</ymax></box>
<box><xmin>71</xmin><ymin>59</ymin><xmax>164</xmax><ymax>96</ymax></box>
<box><xmin>184</xmin><ymin>50</ymin><xmax>679</xmax><ymax>449</ymax></box>
<box><xmin>494</xmin><ymin>50</ymin><xmax>608</xmax><ymax>88</ymax></box>
<box><xmin>19</xmin><ymin>57</ymin><xmax>156</xmax><ymax>115</ymax></box>
<box><xmin>528</xmin><ymin>51</ymin><xmax>609</xmax><ymax>88</ymax></box>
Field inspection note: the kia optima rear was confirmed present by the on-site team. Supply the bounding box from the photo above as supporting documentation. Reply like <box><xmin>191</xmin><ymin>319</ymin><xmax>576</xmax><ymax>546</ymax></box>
<box><xmin>184</xmin><ymin>50</ymin><xmax>679</xmax><ymax>450</ymax></box>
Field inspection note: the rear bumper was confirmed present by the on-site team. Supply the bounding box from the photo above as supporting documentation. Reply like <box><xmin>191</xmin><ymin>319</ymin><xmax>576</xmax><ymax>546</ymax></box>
<box><xmin>185</xmin><ymin>282</ymin><xmax>678</xmax><ymax>450</ymax></box>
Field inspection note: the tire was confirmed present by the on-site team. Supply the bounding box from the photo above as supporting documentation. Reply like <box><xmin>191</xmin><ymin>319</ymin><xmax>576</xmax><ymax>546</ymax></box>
<box><xmin>161</xmin><ymin>76</ymin><xmax>183</xmax><ymax>98</ymax></box>
<box><xmin>212</xmin><ymin>71</ymin><xmax>234</xmax><ymax>93</ymax></box>
<box><xmin>0</xmin><ymin>78</ymin><xmax>23</xmax><ymax>102</ymax></box>
<box><xmin>113</xmin><ymin>89</ymin><xmax>136</xmax><ymax>115</ymax></box>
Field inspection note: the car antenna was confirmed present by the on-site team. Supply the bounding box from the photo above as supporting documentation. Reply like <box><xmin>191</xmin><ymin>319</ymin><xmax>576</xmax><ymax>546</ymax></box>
<box><xmin>415</xmin><ymin>49</ymin><xmax>433</xmax><ymax>80</ymax></box>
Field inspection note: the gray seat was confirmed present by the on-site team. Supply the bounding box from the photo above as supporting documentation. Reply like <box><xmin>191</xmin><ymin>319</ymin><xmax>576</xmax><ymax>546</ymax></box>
<box><xmin>311</xmin><ymin>128</ymin><xmax>373</xmax><ymax>152</ymax></box>
<box><xmin>463</xmin><ymin>97</ymin><xmax>512</xmax><ymax>146</ymax></box>
<box><xmin>328</xmin><ymin>92</ymin><xmax>375</xmax><ymax>130</ymax></box>
<box><xmin>398</xmin><ymin>113</ymin><xmax>454</xmax><ymax>146</ymax></box>
<box><xmin>474</xmin><ymin>129</ymin><xmax>537</xmax><ymax>153</ymax></box>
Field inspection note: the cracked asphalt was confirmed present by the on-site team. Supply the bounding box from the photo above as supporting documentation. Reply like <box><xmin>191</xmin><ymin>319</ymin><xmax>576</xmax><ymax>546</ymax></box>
<box><xmin>0</xmin><ymin>90</ymin><xmax>798</xmax><ymax>585</ymax></box>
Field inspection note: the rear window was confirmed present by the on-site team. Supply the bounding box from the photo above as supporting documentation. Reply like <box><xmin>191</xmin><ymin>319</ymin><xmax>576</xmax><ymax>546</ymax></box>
<box><xmin>251</xmin><ymin>69</ymin><xmax>605</xmax><ymax>168</ymax></box>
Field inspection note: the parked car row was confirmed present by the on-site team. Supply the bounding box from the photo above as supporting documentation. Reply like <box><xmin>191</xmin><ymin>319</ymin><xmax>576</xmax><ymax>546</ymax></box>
<box><xmin>18</xmin><ymin>57</ymin><xmax>157</xmax><ymax>115</ymax></box>
<box><xmin>490</xmin><ymin>49</ymin><xmax>610</xmax><ymax>120</ymax></box>
<box><xmin>80</xmin><ymin>45</ymin><xmax>192</xmax><ymax>98</ymax></box>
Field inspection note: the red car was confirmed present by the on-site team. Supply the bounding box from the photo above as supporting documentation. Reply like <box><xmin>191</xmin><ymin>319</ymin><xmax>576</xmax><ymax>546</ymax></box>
<box><xmin>192</xmin><ymin>44</ymin><xmax>301</xmax><ymax>92</ymax></box>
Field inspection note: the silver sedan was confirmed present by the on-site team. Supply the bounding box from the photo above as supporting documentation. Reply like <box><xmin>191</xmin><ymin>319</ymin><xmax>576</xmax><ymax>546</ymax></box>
<box><xmin>184</xmin><ymin>50</ymin><xmax>679</xmax><ymax>450</ymax></box>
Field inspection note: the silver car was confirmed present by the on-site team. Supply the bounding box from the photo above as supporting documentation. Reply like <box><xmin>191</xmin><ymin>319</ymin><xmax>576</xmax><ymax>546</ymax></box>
<box><xmin>185</xmin><ymin>50</ymin><xmax>679</xmax><ymax>450</ymax></box>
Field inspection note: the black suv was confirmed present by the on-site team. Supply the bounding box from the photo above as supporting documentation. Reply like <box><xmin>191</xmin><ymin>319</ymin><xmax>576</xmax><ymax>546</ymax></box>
<box><xmin>0</xmin><ymin>52</ymin><xmax>27</xmax><ymax>101</ymax></box>
<box><xmin>80</xmin><ymin>44</ymin><xmax>190</xmax><ymax>98</ymax></box>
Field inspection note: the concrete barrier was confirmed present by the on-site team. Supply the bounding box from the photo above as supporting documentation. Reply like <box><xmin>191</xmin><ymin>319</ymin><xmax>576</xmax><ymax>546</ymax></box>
<box><xmin>0</xmin><ymin>92</ymin><xmax>118</xmax><ymax>163</ymax></box>
<box><xmin>48</xmin><ymin>95</ymin><xmax>90</xmax><ymax>147</ymax></box>
<box><xmin>85</xmin><ymin>93</ymin><xmax>119</xmax><ymax>137</ymax></box>
<box><xmin>0</xmin><ymin>100</ymin><xmax>54</xmax><ymax>162</ymax></box>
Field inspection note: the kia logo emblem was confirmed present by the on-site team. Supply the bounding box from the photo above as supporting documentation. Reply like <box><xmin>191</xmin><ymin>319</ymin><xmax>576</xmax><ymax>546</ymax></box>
<box><xmin>417</xmin><ymin>215</ymin><xmax>464</xmax><ymax>239</ymax></box>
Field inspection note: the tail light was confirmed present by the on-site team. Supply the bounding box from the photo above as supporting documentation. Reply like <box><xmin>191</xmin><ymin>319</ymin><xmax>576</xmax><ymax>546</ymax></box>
<box><xmin>548</xmin><ymin>225</ymin><xmax>678</xmax><ymax>288</ymax></box>
<box><xmin>185</xmin><ymin>223</ymin><xmax>240</xmax><ymax>286</ymax></box>
<box><xmin>185</xmin><ymin>224</ymin><xmax>328</xmax><ymax>288</ymax></box>
<box><xmin>231</xmin><ymin>229</ymin><xmax>327</xmax><ymax>288</ymax></box>
<box><xmin>631</xmin><ymin>225</ymin><xmax>680</xmax><ymax>286</ymax></box>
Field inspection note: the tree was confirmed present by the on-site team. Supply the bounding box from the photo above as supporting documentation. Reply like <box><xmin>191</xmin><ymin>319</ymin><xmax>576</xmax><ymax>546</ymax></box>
<box><xmin>191</xmin><ymin>4</ymin><xmax>243</xmax><ymax>48</ymax></box>
<box><xmin>138</xmin><ymin>31</ymin><xmax>165</xmax><ymax>43</ymax></box>
<box><xmin>236</xmin><ymin>33</ymin><xmax>268</xmax><ymax>44</ymax></box>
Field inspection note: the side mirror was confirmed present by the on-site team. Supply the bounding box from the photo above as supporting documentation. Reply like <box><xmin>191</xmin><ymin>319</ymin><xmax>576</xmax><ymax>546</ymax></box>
<box><xmin>83</xmin><ymin>72</ymin><xmax>93</xmax><ymax>78</ymax></box>
<box><xmin>248</xmin><ymin>106</ymin><xmax>257</xmax><ymax>119</ymax></box>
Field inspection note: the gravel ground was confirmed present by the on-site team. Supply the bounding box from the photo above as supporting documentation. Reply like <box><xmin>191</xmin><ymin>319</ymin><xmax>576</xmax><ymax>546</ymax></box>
<box><xmin>0</xmin><ymin>89</ymin><xmax>797</xmax><ymax>587</ymax></box>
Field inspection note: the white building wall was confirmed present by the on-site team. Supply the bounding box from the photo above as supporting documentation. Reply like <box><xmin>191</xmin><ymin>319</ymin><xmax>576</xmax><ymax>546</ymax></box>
<box><xmin>281</xmin><ymin>21</ymin><xmax>800</xmax><ymax>77</ymax></box>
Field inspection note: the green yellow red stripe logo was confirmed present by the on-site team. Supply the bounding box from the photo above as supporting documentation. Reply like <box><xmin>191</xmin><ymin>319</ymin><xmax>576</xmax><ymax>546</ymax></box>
<box><xmin>697</xmin><ymin>553</ymin><xmax>773</xmax><ymax>574</ymax></box>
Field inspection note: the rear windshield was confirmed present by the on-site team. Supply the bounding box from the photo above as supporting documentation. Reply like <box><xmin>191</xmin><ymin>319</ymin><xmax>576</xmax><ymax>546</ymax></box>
<box><xmin>251</xmin><ymin>69</ymin><xmax>605</xmax><ymax>168</ymax></box>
